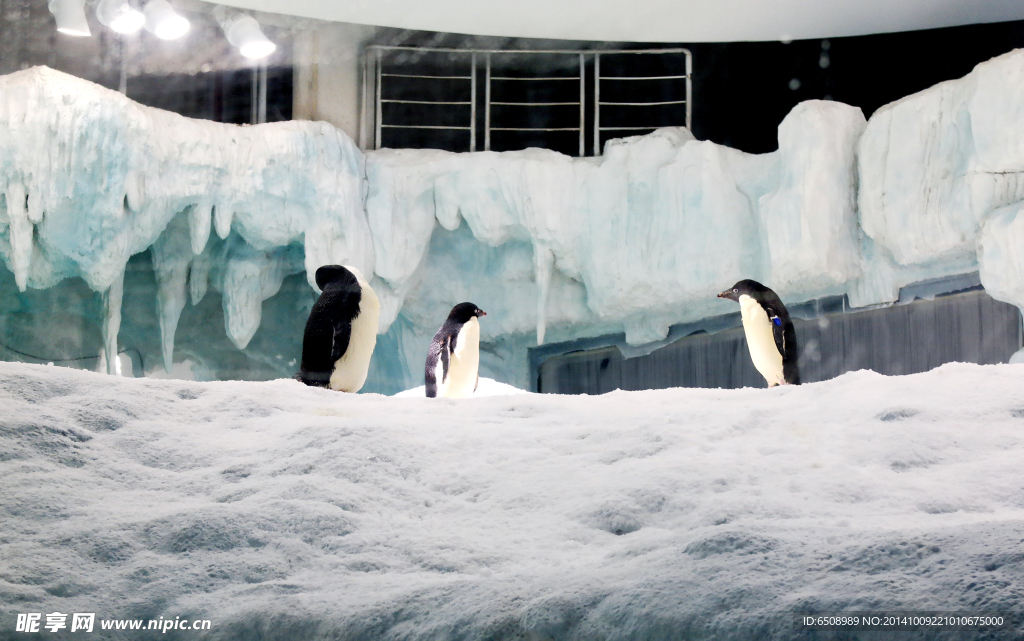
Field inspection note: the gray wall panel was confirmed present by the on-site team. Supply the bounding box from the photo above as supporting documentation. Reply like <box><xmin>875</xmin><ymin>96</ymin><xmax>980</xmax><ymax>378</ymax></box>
<box><xmin>538</xmin><ymin>290</ymin><xmax>1022</xmax><ymax>394</ymax></box>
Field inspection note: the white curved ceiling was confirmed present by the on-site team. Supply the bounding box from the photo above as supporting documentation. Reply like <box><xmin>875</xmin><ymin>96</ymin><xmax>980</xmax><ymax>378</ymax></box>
<box><xmin>216</xmin><ymin>0</ymin><xmax>1024</xmax><ymax>42</ymax></box>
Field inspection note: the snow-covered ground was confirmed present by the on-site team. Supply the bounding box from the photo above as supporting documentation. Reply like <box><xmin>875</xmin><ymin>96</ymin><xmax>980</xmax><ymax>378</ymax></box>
<box><xmin>394</xmin><ymin>376</ymin><xmax>529</xmax><ymax>398</ymax></box>
<box><xmin>2</xmin><ymin>361</ymin><xmax>1023</xmax><ymax>639</ymax></box>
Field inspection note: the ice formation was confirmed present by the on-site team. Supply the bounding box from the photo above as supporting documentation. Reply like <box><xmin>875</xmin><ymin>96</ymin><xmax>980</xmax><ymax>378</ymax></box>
<box><xmin>0</xmin><ymin>67</ymin><xmax>369</xmax><ymax>370</ymax></box>
<box><xmin>2</xmin><ymin>360</ymin><xmax>1023</xmax><ymax>637</ymax></box>
<box><xmin>4</xmin><ymin>51</ymin><xmax>1024</xmax><ymax>389</ymax></box>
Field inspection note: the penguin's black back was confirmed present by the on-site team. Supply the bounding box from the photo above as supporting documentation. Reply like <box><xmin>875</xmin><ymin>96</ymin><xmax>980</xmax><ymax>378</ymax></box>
<box><xmin>425</xmin><ymin>323</ymin><xmax>458</xmax><ymax>398</ymax></box>
<box><xmin>748</xmin><ymin>283</ymin><xmax>800</xmax><ymax>385</ymax></box>
<box><xmin>297</xmin><ymin>266</ymin><xmax>362</xmax><ymax>387</ymax></box>
<box><xmin>424</xmin><ymin>303</ymin><xmax>482</xmax><ymax>397</ymax></box>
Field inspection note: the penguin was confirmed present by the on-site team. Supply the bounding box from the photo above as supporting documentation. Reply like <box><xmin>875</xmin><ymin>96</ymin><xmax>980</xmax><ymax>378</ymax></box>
<box><xmin>717</xmin><ymin>279</ymin><xmax>800</xmax><ymax>387</ymax></box>
<box><xmin>425</xmin><ymin>302</ymin><xmax>487</xmax><ymax>398</ymax></box>
<box><xmin>296</xmin><ymin>265</ymin><xmax>380</xmax><ymax>393</ymax></box>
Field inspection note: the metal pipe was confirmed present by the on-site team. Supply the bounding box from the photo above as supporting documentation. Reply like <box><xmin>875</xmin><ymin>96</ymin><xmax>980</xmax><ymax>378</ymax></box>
<box><xmin>685</xmin><ymin>51</ymin><xmax>693</xmax><ymax>131</ymax></box>
<box><xmin>579</xmin><ymin>53</ymin><xmax>585</xmax><ymax>157</ymax></box>
<box><xmin>258</xmin><ymin>60</ymin><xmax>267</xmax><ymax>124</ymax></box>
<box><xmin>598</xmin><ymin>75</ymin><xmax>688</xmax><ymax>81</ymax></box>
<box><xmin>593</xmin><ymin>54</ymin><xmax>600</xmax><ymax>156</ymax></box>
<box><xmin>359</xmin><ymin>51</ymin><xmax>368</xmax><ymax>149</ymax></box>
<box><xmin>381</xmin><ymin>124</ymin><xmax>473</xmax><ymax>130</ymax></box>
<box><xmin>381</xmin><ymin>73</ymin><xmax>474</xmax><ymax>79</ymax></box>
<box><xmin>381</xmin><ymin>99</ymin><xmax>473</xmax><ymax>105</ymax></box>
<box><xmin>490</xmin><ymin>101</ymin><xmax>579</xmax><ymax>106</ymax></box>
<box><xmin>484</xmin><ymin>53</ymin><xmax>491</xmax><ymax>152</ymax></box>
<box><xmin>374</xmin><ymin>48</ymin><xmax>382</xmax><ymax>150</ymax></box>
<box><xmin>118</xmin><ymin>35</ymin><xmax>128</xmax><ymax>95</ymax></box>
<box><xmin>251</xmin><ymin>65</ymin><xmax>257</xmax><ymax>125</ymax></box>
<box><xmin>599</xmin><ymin>100</ymin><xmax>688</xmax><ymax>106</ymax></box>
<box><xmin>470</xmin><ymin>53</ymin><xmax>477</xmax><ymax>152</ymax></box>
<box><xmin>368</xmin><ymin>45</ymin><xmax>691</xmax><ymax>55</ymax></box>
<box><xmin>490</xmin><ymin>75</ymin><xmax>578</xmax><ymax>81</ymax></box>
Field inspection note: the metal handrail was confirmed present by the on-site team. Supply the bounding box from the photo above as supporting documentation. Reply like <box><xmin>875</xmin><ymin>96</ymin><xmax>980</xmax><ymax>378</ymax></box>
<box><xmin>364</xmin><ymin>45</ymin><xmax>692</xmax><ymax>156</ymax></box>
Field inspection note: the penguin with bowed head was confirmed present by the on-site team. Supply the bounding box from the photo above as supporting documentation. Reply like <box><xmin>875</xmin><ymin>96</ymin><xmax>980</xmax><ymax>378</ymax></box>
<box><xmin>296</xmin><ymin>265</ymin><xmax>380</xmax><ymax>393</ymax></box>
<box><xmin>425</xmin><ymin>302</ymin><xmax>487</xmax><ymax>398</ymax></box>
<box><xmin>718</xmin><ymin>279</ymin><xmax>800</xmax><ymax>387</ymax></box>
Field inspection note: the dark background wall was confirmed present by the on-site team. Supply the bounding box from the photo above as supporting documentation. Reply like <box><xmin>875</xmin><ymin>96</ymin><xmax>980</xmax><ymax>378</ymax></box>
<box><xmin>374</xmin><ymin>19</ymin><xmax>1024</xmax><ymax>154</ymax></box>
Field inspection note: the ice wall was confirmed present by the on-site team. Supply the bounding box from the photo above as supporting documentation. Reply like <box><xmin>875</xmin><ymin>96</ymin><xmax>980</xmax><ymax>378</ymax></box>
<box><xmin>5</xmin><ymin>51</ymin><xmax>1024</xmax><ymax>390</ymax></box>
<box><xmin>367</xmin><ymin>102</ymin><xmax>865</xmax><ymax>350</ymax></box>
<box><xmin>858</xmin><ymin>49</ymin><xmax>1024</xmax><ymax>308</ymax></box>
<box><xmin>0</xmin><ymin>66</ymin><xmax>369</xmax><ymax>372</ymax></box>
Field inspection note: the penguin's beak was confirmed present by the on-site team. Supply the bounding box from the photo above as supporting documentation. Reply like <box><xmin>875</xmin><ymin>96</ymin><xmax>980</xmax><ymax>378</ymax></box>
<box><xmin>718</xmin><ymin>290</ymin><xmax>736</xmax><ymax>301</ymax></box>
<box><xmin>478</xmin><ymin>310</ymin><xmax>487</xmax><ymax>317</ymax></box>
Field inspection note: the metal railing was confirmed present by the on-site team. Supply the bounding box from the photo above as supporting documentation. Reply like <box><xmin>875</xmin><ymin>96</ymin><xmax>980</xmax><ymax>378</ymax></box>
<box><xmin>362</xmin><ymin>46</ymin><xmax>692</xmax><ymax>156</ymax></box>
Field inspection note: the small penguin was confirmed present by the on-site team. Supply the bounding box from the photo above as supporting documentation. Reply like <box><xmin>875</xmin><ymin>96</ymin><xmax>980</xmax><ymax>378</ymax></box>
<box><xmin>425</xmin><ymin>302</ymin><xmax>487</xmax><ymax>398</ymax></box>
<box><xmin>297</xmin><ymin>265</ymin><xmax>380</xmax><ymax>393</ymax></box>
<box><xmin>718</xmin><ymin>279</ymin><xmax>800</xmax><ymax>387</ymax></box>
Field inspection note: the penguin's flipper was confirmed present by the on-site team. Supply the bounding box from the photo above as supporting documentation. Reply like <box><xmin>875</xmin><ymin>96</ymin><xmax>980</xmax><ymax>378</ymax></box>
<box><xmin>330</xmin><ymin>319</ymin><xmax>353</xmax><ymax>364</ymax></box>
<box><xmin>782</xmin><ymin>320</ymin><xmax>801</xmax><ymax>385</ymax></box>
<box><xmin>767</xmin><ymin>308</ymin><xmax>786</xmax><ymax>357</ymax></box>
<box><xmin>440</xmin><ymin>336</ymin><xmax>452</xmax><ymax>384</ymax></box>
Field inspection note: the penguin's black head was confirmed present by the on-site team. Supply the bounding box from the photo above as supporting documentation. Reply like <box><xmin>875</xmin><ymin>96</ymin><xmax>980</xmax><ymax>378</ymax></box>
<box><xmin>448</xmin><ymin>302</ymin><xmax>486</xmax><ymax>323</ymax></box>
<box><xmin>717</xmin><ymin>279</ymin><xmax>768</xmax><ymax>302</ymax></box>
<box><xmin>315</xmin><ymin>265</ymin><xmax>358</xmax><ymax>291</ymax></box>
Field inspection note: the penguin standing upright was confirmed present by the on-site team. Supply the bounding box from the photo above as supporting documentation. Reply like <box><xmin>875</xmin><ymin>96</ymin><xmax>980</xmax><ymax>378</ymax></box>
<box><xmin>425</xmin><ymin>302</ymin><xmax>487</xmax><ymax>398</ymax></box>
<box><xmin>297</xmin><ymin>265</ymin><xmax>380</xmax><ymax>393</ymax></box>
<box><xmin>718</xmin><ymin>279</ymin><xmax>800</xmax><ymax>387</ymax></box>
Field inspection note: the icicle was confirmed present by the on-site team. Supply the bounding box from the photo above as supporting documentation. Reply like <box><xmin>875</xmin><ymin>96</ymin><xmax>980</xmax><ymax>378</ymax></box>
<box><xmin>217</xmin><ymin>240</ymin><xmax>303</xmax><ymax>350</ymax></box>
<box><xmin>101</xmin><ymin>268</ymin><xmax>125</xmax><ymax>376</ymax></box>
<box><xmin>5</xmin><ymin>182</ymin><xmax>33</xmax><ymax>291</ymax></box>
<box><xmin>189</xmin><ymin>201</ymin><xmax>212</xmax><ymax>255</ymax></box>
<box><xmin>189</xmin><ymin>247</ymin><xmax>211</xmax><ymax>306</ymax></box>
<box><xmin>151</xmin><ymin>215</ymin><xmax>192</xmax><ymax>372</ymax></box>
<box><xmin>213</xmin><ymin>201</ymin><xmax>233</xmax><ymax>239</ymax></box>
<box><xmin>221</xmin><ymin>243</ymin><xmax>280</xmax><ymax>349</ymax></box>
<box><xmin>534</xmin><ymin>244</ymin><xmax>554</xmax><ymax>345</ymax></box>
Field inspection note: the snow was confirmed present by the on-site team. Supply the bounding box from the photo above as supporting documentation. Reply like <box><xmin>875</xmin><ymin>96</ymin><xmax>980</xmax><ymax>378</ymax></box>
<box><xmin>395</xmin><ymin>376</ymin><xmax>529</xmax><ymax>397</ymax></box>
<box><xmin>2</xmin><ymin>360</ymin><xmax>1023</xmax><ymax>637</ymax></box>
<box><xmin>5</xmin><ymin>52</ymin><xmax>1024</xmax><ymax>391</ymax></box>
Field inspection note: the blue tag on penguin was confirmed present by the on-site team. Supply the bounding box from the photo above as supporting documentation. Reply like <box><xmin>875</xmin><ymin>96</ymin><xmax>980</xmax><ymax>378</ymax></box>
<box><xmin>773</xmin><ymin>317</ymin><xmax>782</xmax><ymax>326</ymax></box>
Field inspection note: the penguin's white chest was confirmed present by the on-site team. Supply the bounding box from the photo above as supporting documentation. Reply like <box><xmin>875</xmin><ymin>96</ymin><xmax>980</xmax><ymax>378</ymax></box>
<box><xmin>739</xmin><ymin>295</ymin><xmax>785</xmax><ymax>387</ymax></box>
<box><xmin>439</xmin><ymin>317</ymin><xmax>480</xmax><ymax>398</ymax></box>
<box><xmin>329</xmin><ymin>277</ymin><xmax>380</xmax><ymax>393</ymax></box>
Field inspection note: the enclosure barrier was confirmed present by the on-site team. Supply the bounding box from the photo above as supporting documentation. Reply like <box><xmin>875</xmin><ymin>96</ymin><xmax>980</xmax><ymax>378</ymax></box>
<box><xmin>361</xmin><ymin>46</ymin><xmax>692</xmax><ymax>156</ymax></box>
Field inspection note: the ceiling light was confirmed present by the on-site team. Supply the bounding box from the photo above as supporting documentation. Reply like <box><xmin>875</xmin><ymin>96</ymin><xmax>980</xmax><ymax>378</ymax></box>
<box><xmin>222</xmin><ymin>14</ymin><xmax>276</xmax><ymax>59</ymax></box>
<box><xmin>143</xmin><ymin>0</ymin><xmax>189</xmax><ymax>40</ymax></box>
<box><xmin>48</xmin><ymin>0</ymin><xmax>91</xmax><ymax>36</ymax></box>
<box><xmin>96</xmin><ymin>0</ymin><xmax>145</xmax><ymax>34</ymax></box>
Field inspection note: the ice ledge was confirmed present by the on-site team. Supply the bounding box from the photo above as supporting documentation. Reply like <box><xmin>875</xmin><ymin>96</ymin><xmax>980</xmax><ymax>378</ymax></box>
<box><xmin>0</xmin><ymin>66</ymin><xmax>371</xmax><ymax>366</ymax></box>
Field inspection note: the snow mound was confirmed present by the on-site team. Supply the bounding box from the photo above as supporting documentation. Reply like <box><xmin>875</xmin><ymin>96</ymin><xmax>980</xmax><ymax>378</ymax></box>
<box><xmin>2</xmin><ymin>361</ymin><xmax>1023</xmax><ymax>638</ymax></box>
<box><xmin>394</xmin><ymin>376</ymin><xmax>529</xmax><ymax>397</ymax></box>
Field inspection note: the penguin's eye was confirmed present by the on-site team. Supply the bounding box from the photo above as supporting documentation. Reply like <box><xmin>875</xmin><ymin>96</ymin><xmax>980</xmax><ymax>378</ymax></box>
<box><xmin>733</xmin><ymin>288</ymin><xmax>738</xmax><ymax>293</ymax></box>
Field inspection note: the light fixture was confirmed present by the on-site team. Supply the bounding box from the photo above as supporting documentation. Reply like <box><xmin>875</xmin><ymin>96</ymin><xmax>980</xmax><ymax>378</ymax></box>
<box><xmin>222</xmin><ymin>14</ymin><xmax>276</xmax><ymax>59</ymax></box>
<box><xmin>96</xmin><ymin>0</ymin><xmax>145</xmax><ymax>34</ymax></box>
<box><xmin>143</xmin><ymin>0</ymin><xmax>189</xmax><ymax>40</ymax></box>
<box><xmin>48</xmin><ymin>0</ymin><xmax>91</xmax><ymax>36</ymax></box>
